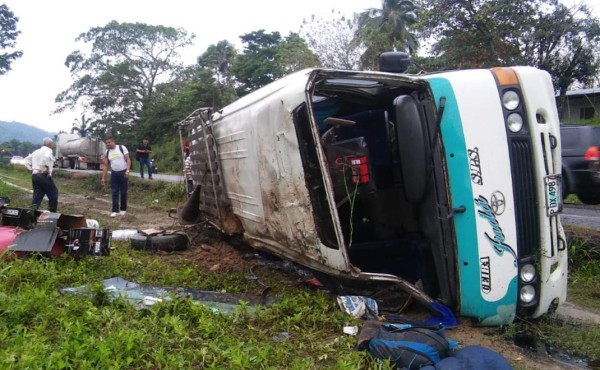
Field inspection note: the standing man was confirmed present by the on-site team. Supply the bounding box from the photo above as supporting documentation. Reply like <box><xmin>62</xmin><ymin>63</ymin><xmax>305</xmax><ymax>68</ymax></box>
<box><xmin>183</xmin><ymin>148</ymin><xmax>194</xmax><ymax>197</ymax></box>
<box><xmin>136</xmin><ymin>138</ymin><xmax>153</xmax><ymax>179</ymax></box>
<box><xmin>101</xmin><ymin>137</ymin><xmax>131</xmax><ymax>217</ymax></box>
<box><xmin>24</xmin><ymin>137</ymin><xmax>58</xmax><ymax>212</ymax></box>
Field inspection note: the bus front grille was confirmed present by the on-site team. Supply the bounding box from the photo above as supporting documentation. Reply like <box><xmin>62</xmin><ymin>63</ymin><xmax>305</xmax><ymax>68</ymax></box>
<box><xmin>510</xmin><ymin>137</ymin><xmax>540</xmax><ymax>257</ymax></box>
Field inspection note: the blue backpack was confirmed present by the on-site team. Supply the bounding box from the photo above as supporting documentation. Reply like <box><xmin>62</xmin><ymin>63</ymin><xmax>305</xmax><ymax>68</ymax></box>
<box><xmin>368</xmin><ymin>323</ymin><xmax>456</xmax><ymax>369</ymax></box>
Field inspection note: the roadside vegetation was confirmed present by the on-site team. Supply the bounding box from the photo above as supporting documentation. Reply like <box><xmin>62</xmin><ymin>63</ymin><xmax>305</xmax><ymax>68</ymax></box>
<box><xmin>0</xmin><ymin>165</ymin><xmax>186</xmax><ymax>213</ymax></box>
<box><xmin>1</xmin><ymin>165</ymin><xmax>600</xmax><ymax>368</ymax></box>
<box><xmin>493</xmin><ymin>224</ymin><xmax>600</xmax><ymax>367</ymax></box>
<box><xmin>492</xmin><ymin>190</ymin><xmax>600</xmax><ymax>367</ymax></box>
<box><xmin>1</xmin><ymin>170</ymin><xmax>373</xmax><ymax>368</ymax></box>
<box><xmin>0</xmin><ymin>239</ymin><xmax>370</xmax><ymax>369</ymax></box>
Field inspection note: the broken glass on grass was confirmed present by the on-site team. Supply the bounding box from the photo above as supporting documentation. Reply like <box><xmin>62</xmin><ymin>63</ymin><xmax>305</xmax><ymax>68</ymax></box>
<box><xmin>60</xmin><ymin>276</ymin><xmax>274</xmax><ymax>314</ymax></box>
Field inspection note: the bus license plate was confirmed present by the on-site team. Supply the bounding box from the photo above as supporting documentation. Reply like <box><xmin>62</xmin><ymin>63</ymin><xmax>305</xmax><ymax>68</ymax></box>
<box><xmin>545</xmin><ymin>175</ymin><xmax>562</xmax><ymax>216</ymax></box>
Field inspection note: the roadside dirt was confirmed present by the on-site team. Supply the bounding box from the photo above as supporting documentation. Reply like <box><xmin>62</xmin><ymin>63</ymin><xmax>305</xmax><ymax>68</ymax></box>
<box><xmin>58</xmin><ymin>192</ymin><xmax>180</xmax><ymax>231</ymax></box>
<box><xmin>1</xmin><ymin>177</ymin><xmax>592</xmax><ymax>369</ymax></box>
<box><xmin>76</xmin><ymin>192</ymin><xmax>584</xmax><ymax>370</ymax></box>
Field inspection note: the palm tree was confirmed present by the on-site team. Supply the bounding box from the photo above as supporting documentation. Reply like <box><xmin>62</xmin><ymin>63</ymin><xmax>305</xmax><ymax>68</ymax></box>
<box><xmin>71</xmin><ymin>114</ymin><xmax>92</xmax><ymax>137</ymax></box>
<box><xmin>353</xmin><ymin>0</ymin><xmax>419</xmax><ymax>69</ymax></box>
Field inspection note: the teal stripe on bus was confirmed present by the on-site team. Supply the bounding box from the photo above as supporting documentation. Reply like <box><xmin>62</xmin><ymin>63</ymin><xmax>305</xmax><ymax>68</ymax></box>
<box><xmin>427</xmin><ymin>77</ymin><xmax>516</xmax><ymax>324</ymax></box>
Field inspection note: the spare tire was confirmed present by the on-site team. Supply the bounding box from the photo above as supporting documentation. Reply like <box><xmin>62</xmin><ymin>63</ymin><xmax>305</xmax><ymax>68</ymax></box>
<box><xmin>130</xmin><ymin>232</ymin><xmax>189</xmax><ymax>252</ymax></box>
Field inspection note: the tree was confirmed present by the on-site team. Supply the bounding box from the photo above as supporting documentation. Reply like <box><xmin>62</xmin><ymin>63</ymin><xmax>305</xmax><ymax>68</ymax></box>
<box><xmin>71</xmin><ymin>114</ymin><xmax>92</xmax><ymax>137</ymax></box>
<box><xmin>138</xmin><ymin>67</ymin><xmax>231</xmax><ymax>144</ymax></box>
<box><xmin>0</xmin><ymin>4</ymin><xmax>22</xmax><ymax>76</ymax></box>
<box><xmin>198</xmin><ymin>40</ymin><xmax>237</xmax><ymax>88</ymax></box>
<box><xmin>353</xmin><ymin>0</ymin><xmax>419</xmax><ymax>69</ymax></box>
<box><xmin>417</xmin><ymin>0</ymin><xmax>600</xmax><ymax>95</ymax></box>
<box><xmin>55</xmin><ymin>21</ymin><xmax>195</xmax><ymax>135</ymax></box>
<box><xmin>232</xmin><ymin>30</ymin><xmax>320</xmax><ymax>95</ymax></box>
<box><xmin>300</xmin><ymin>11</ymin><xmax>363</xmax><ymax>70</ymax></box>
<box><xmin>275</xmin><ymin>33</ymin><xmax>321</xmax><ymax>74</ymax></box>
<box><xmin>232</xmin><ymin>30</ymin><xmax>284</xmax><ymax>95</ymax></box>
<box><xmin>1</xmin><ymin>139</ymin><xmax>36</xmax><ymax>156</ymax></box>
<box><xmin>197</xmin><ymin>40</ymin><xmax>238</xmax><ymax>104</ymax></box>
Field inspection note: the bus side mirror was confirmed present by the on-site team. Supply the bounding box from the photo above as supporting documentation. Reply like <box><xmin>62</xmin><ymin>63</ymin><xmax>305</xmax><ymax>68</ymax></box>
<box><xmin>379</xmin><ymin>52</ymin><xmax>411</xmax><ymax>73</ymax></box>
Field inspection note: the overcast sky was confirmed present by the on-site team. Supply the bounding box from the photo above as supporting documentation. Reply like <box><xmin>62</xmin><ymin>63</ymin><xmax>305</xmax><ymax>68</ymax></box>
<box><xmin>0</xmin><ymin>0</ymin><xmax>597</xmax><ymax>134</ymax></box>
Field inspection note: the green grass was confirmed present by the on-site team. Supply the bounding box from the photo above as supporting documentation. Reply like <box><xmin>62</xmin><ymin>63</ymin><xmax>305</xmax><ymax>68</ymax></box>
<box><xmin>564</xmin><ymin>194</ymin><xmax>581</xmax><ymax>205</ymax></box>
<box><xmin>3</xmin><ymin>164</ymin><xmax>600</xmax><ymax>368</ymax></box>
<box><xmin>0</xmin><ymin>245</ymin><xmax>377</xmax><ymax>369</ymax></box>
<box><xmin>491</xmin><ymin>227</ymin><xmax>600</xmax><ymax>366</ymax></box>
<box><xmin>566</xmin><ymin>235</ymin><xmax>600</xmax><ymax>309</ymax></box>
<box><xmin>0</xmin><ymin>170</ymin><xmax>376</xmax><ymax>368</ymax></box>
<box><xmin>0</xmin><ymin>165</ymin><xmax>186</xmax><ymax>211</ymax></box>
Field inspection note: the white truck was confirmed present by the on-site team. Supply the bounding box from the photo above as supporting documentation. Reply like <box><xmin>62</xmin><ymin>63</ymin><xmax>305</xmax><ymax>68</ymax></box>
<box><xmin>178</xmin><ymin>53</ymin><xmax>567</xmax><ymax>325</ymax></box>
<box><xmin>55</xmin><ymin>133</ymin><xmax>106</xmax><ymax>170</ymax></box>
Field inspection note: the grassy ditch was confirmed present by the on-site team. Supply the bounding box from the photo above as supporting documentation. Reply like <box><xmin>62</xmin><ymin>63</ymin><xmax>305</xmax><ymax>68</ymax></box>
<box><xmin>2</xmin><ymin>165</ymin><xmax>600</xmax><ymax>368</ymax></box>
<box><xmin>0</xmin><ymin>244</ymin><xmax>373</xmax><ymax>369</ymax></box>
<box><xmin>494</xmin><ymin>224</ymin><xmax>600</xmax><ymax>367</ymax></box>
<box><xmin>566</xmin><ymin>226</ymin><xmax>600</xmax><ymax>310</ymax></box>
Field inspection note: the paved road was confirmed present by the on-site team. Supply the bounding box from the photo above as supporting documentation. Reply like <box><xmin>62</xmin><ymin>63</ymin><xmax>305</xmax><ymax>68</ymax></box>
<box><xmin>60</xmin><ymin>168</ymin><xmax>183</xmax><ymax>183</ymax></box>
<box><xmin>561</xmin><ymin>204</ymin><xmax>600</xmax><ymax>229</ymax></box>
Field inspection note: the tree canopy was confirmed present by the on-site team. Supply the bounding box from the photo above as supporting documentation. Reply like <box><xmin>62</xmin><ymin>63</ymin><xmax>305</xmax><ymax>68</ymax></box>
<box><xmin>353</xmin><ymin>0</ymin><xmax>419</xmax><ymax>69</ymax></box>
<box><xmin>232</xmin><ymin>30</ymin><xmax>320</xmax><ymax>95</ymax></box>
<box><xmin>71</xmin><ymin>114</ymin><xmax>92</xmax><ymax>137</ymax></box>
<box><xmin>52</xmin><ymin>3</ymin><xmax>600</xmax><ymax>156</ymax></box>
<box><xmin>54</xmin><ymin>21</ymin><xmax>194</xmax><ymax>136</ymax></box>
<box><xmin>197</xmin><ymin>40</ymin><xmax>238</xmax><ymax>104</ymax></box>
<box><xmin>417</xmin><ymin>0</ymin><xmax>600</xmax><ymax>94</ymax></box>
<box><xmin>300</xmin><ymin>11</ymin><xmax>363</xmax><ymax>70</ymax></box>
<box><xmin>0</xmin><ymin>4</ymin><xmax>22</xmax><ymax>76</ymax></box>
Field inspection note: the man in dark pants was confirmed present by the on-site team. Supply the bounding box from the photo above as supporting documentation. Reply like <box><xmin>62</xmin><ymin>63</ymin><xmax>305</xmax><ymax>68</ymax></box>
<box><xmin>24</xmin><ymin>137</ymin><xmax>58</xmax><ymax>212</ymax></box>
<box><xmin>136</xmin><ymin>138</ymin><xmax>153</xmax><ymax>179</ymax></box>
<box><xmin>101</xmin><ymin>137</ymin><xmax>131</xmax><ymax>217</ymax></box>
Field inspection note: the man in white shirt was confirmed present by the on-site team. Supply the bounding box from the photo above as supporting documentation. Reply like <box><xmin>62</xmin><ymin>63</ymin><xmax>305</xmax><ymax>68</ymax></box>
<box><xmin>24</xmin><ymin>137</ymin><xmax>58</xmax><ymax>212</ymax></box>
<box><xmin>101</xmin><ymin>137</ymin><xmax>131</xmax><ymax>217</ymax></box>
<box><xmin>184</xmin><ymin>148</ymin><xmax>194</xmax><ymax>197</ymax></box>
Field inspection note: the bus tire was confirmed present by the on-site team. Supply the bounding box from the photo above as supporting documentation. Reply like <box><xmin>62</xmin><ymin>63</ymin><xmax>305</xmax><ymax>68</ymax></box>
<box><xmin>130</xmin><ymin>232</ymin><xmax>189</xmax><ymax>252</ymax></box>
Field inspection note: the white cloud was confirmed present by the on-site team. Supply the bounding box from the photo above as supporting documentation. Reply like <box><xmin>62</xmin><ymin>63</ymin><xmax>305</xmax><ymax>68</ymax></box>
<box><xmin>0</xmin><ymin>0</ymin><xmax>378</xmax><ymax>133</ymax></box>
<box><xmin>1</xmin><ymin>0</ymin><xmax>597</xmax><ymax>134</ymax></box>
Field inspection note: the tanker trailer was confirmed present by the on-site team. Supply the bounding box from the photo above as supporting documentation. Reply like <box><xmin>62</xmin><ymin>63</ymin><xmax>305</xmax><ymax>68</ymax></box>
<box><xmin>55</xmin><ymin>135</ymin><xmax>106</xmax><ymax>170</ymax></box>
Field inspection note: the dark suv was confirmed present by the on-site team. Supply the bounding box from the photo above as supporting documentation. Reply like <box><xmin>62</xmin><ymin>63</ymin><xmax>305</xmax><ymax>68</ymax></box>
<box><xmin>561</xmin><ymin>124</ymin><xmax>600</xmax><ymax>204</ymax></box>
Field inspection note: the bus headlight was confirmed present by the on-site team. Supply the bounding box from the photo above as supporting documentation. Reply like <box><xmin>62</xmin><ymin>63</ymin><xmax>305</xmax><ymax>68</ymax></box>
<box><xmin>520</xmin><ymin>264</ymin><xmax>536</xmax><ymax>283</ymax></box>
<box><xmin>507</xmin><ymin>113</ymin><xmax>523</xmax><ymax>132</ymax></box>
<box><xmin>519</xmin><ymin>285</ymin><xmax>536</xmax><ymax>303</ymax></box>
<box><xmin>502</xmin><ymin>90</ymin><xmax>520</xmax><ymax>110</ymax></box>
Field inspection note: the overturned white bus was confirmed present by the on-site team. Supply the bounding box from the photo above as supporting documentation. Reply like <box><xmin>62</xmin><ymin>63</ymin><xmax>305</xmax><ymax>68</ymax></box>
<box><xmin>178</xmin><ymin>55</ymin><xmax>567</xmax><ymax>325</ymax></box>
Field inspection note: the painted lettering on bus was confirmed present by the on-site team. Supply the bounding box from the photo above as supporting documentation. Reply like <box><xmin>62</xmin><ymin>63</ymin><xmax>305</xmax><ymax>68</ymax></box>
<box><xmin>480</xmin><ymin>256</ymin><xmax>492</xmax><ymax>294</ymax></box>
<box><xmin>474</xmin><ymin>195</ymin><xmax>517</xmax><ymax>262</ymax></box>
<box><xmin>468</xmin><ymin>147</ymin><xmax>483</xmax><ymax>185</ymax></box>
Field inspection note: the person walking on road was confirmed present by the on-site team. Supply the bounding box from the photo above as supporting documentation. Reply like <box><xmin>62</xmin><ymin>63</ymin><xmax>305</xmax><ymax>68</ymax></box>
<box><xmin>136</xmin><ymin>138</ymin><xmax>153</xmax><ymax>179</ymax></box>
<box><xmin>101</xmin><ymin>137</ymin><xmax>131</xmax><ymax>217</ymax></box>
<box><xmin>24</xmin><ymin>137</ymin><xmax>58</xmax><ymax>212</ymax></box>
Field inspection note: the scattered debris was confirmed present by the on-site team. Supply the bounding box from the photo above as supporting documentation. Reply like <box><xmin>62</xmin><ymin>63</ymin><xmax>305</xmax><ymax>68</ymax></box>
<box><xmin>271</xmin><ymin>332</ymin><xmax>290</xmax><ymax>342</ymax></box>
<box><xmin>60</xmin><ymin>276</ymin><xmax>275</xmax><ymax>314</ymax></box>
<box><xmin>337</xmin><ymin>296</ymin><xmax>379</xmax><ymax>319</ymax></box>
<box><xmin>111</xmin><ymin>229</ymin><xmax>138</xmax><ymax>240</ymax></box>
<box><xmin>1</xmin><ymin>201</ymin><xmax>110</xmax><ymax>258</ymax></box>
<box><xmin>343</xmin><ymin>326</ymin><xmax>359</xmax><ymax>336</ymax></box>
